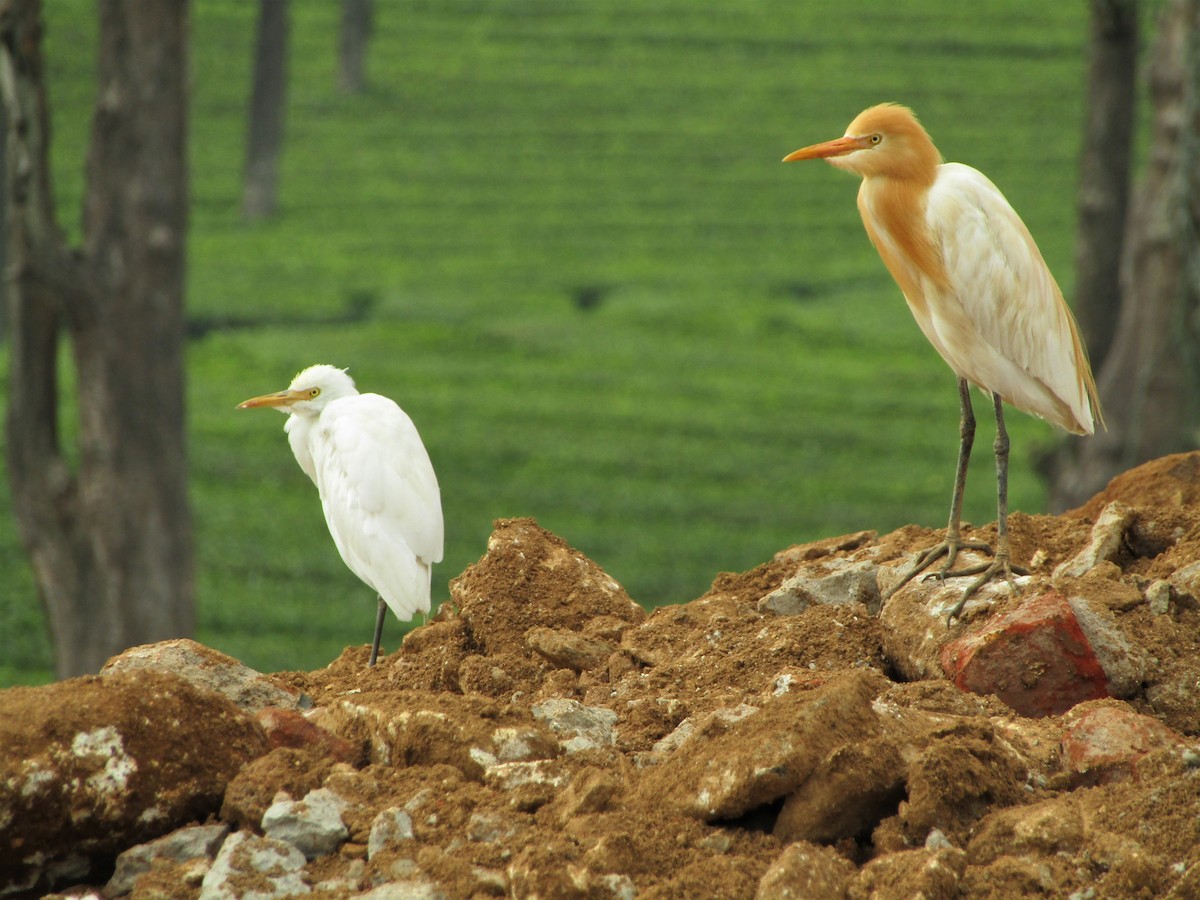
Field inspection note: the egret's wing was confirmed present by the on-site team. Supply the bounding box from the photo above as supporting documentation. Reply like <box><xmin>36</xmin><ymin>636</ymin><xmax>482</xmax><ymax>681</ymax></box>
<box><xmin>925</xmin><ymin>163</ymin><xmax>1096</xmax><ymax>434</ymax></box>
<box><xmin>309</xmin><ymin>394</ymin><xmax>444</xmax><ymax>619</ymax></box>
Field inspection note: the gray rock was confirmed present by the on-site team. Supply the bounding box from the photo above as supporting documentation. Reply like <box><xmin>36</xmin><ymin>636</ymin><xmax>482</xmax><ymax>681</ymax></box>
<box><xmin>106</xmin><ymin>823</ymin><xmax>230</xmax><ymax>895</ymax></box>
<box><xmin>530</xmin><ymin>699</ymin><xmax>617</xmax><ymax>752</ymax></box>
<box><xmin>368</xmin><ymin>807</ymin><xmax>415</xmax><ymax>860</ymax></box>
<box><xmin>101</xmin><ymin>638</ymin><xmax>308</xmax><ymax>713</ymax></box>
<box><xmin>758</xmin><ymin>558</ymin><xmax>882</xmax><ymax>616</ymax></box>
<box><xmin>1067</xmin><ymin>596</ymin><xmax>1148</xmax><ymax>699</ymax></box>
<box><xmin>261</xmin><ymin>787</ymin><xmax>348</xmax><ymax>859</ymax></box>
<box><xmin>199</xmin><ymin>830</ymin><xmax>309</xmax><ymax>899</ymax></box>
<box><xmin>1053</xmin><ymin>502</ymin><xmax>1134</xmax><ymax>579</ymax></box>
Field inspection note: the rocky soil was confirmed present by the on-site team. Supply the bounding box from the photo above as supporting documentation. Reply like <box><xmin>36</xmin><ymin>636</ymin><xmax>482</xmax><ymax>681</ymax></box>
<box><xmin>4</xmin><ymin>452</ymin><xmax>1200</xmax><ymax>898</ymax></box>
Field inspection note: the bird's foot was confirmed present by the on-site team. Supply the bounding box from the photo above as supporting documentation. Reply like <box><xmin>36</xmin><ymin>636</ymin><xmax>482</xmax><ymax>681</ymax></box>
<box><xmin>883</xmin><ymin>537</ymin><xmax>994</xmax><ymax>600</ymax></box>
<box><xmin>943</xmin><ymin>554</ymin><xmax>1028</xmax><ymax>624</ymax></box>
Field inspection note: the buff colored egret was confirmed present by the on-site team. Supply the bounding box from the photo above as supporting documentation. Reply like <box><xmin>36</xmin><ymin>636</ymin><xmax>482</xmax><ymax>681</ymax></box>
<box><xmin>783</xmin><ymin>103</ymin><xmax>1101</xmax><ymax>620</ymax></box>
<box><xmin>238</xmin><ymin>365</ymin><xmax>443</xmax><ymax>664</ymax></box>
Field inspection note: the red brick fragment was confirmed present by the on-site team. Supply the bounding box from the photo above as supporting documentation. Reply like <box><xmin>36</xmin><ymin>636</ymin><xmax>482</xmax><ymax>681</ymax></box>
<box><xmin>256</xmin><ymin>707</ymin><xmax>363</xmax><ymax>765</ymax></box>
<box><xmin>939</xmin><ymin>591</ymin><xmax>1109</xmax><ymax>717</ymax></box>
<box><xmin>1060</xmin><ymin>702</ymin><xmax>1187</xmax><ymax>785</ymax></box>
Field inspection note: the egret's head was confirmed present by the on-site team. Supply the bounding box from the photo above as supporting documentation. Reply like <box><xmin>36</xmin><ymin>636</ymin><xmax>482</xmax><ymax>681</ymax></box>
<box><xmin>237</xmin><ymin>364</ymin><xmax>359</xmax><ymax>416</ymax></box>
<box><xmin>783</xmin><ymin>103</ymin><xmax>940</xmax><ymax>182</ymax></box>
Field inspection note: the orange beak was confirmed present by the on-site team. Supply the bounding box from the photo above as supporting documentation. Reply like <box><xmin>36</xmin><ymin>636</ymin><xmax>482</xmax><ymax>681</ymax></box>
<box><xmin>782</xmin><ymin>135</ymin><xmax>868</xmax><ymax>163</ymax></box>
<box><xmin>237</xmin><ymin>389</ymin><xmax>305</xmax><ymax>410</ymax></box>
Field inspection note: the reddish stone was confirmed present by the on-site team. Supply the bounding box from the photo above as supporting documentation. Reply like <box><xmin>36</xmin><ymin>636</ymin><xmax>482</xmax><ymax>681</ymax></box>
<box><xmin>256</xmin><ymin>707</ymin><xmax>363</xmax><ymax>766</ymax></box>
<box><xmin>1060</xmin><ymin>702</ymin><xmax>1187</xmax><ymax>785</ymax></box>
<box><xmin>939</xmin><ymin>591</ymin><xmax>1109</xmax><ymax>717</ymax></box>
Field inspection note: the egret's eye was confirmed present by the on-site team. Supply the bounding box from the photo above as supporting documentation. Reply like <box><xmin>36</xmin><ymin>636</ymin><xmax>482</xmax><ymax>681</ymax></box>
<box><xmin>869</xmin><ymin>134</ymin><xmax>882</xmax><ymax>145</ymax></box>
<box><xmin>309</xmin><ymin>387</ymin><xmax>321</xmax><ymax>398</ymax></box>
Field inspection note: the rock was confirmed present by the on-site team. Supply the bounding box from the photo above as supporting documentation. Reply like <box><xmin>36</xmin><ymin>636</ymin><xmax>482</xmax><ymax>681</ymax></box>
<box><xmin>322</xmin><ymin>690</ymin><xmax>555</xmax><ymax>778</ymax></box>
<box><xmin>851</xmin><ymin>846</ymin><xmax>967</xmax><ymax>899</ymax></box>
<box><xmin>105</xmin><ymin>823</ymin><xmax>230</xmax><ymax>896</ymax></box>
<box><xmin>481</xmin><ymin>758</ymin><xmax>571</xmax><ymax>793</ymax></box>
<box><xmin>261</xmin><ymin>787</ymin><xmax>349</xmax><ymax>859</ymax></box>
<box><xmin>198</xmin><ymin>830</ymin><xmax>309</xmax><ymax>899</ymax></box>
<box><xmin>1060</xmin><ymin>701</ymin><xmax>1188</xmax><ymax>786</ymax></box>
<box><xmin>755</xmin><ymin>841</ymin><xmax>855</xmax><ymax>899</ymax></box>
<box><xmin>1065</xmin><ymin>595</ymin><xmax>1148</xmax><ymax>698</ymax></box>
<box><xmin>880</xmin><ymin>571</ymin><xmax>1023</xmax><ymax>681</ymax></box>
<box><xmin>939</xmin><ymin>590</ymin><xmax>1110</xmax><ymax>716</ymax></box>
<box><xmin>0</xmin><ymin>670</ymin><xmax>267</xmax><ymax>893</ymax></box>
<box><xmin>531</xmin><ymin>698</ymin><xmax>618</xmax><ymax>753</ymax></box>
<box><xmin>367</xmin><ymin>807</ymin><xmax>415</xmax><ymax>860</ymax></box>
<box><xmin>220</xmin><ymin>747</ymin><xmax>336</xmax><ymax>832</ymax></box>
<box><xmin>1167</xmin><ymin>560</ymin><xmax>1200</xmax><ymax>603</ymax></box>
<box><xmin>758</xmin><ymin>557</ymin><xmax>882</xmax><ymax>616</ymax></box>
<box><xmin>255</xmin><ymin>707</ymin><xmax>362</xmax><ymax>764</ymax></box>
<box><xmin>1147</xmin><ymin>579</ymin><xmax>1173</xmax><ymax>615</ymax></box>
<box><xmin>635</xmin><ymin>668</ymin><xmax>888</xmax><ymax>822</ymax></box>
<box><xmin>1053</xmin><ymin>501</ymin><xmax>1134</xmax><ymax>579</ymax></box>
<box><xmin>102</xmin><ymin>639</ymin><xmax>307</xmax><ymax>713</ymax></box>
<box><xmin>525</xmin><ymin>626</ymin><xmax>615</xmax><ymax>672</ymax></box>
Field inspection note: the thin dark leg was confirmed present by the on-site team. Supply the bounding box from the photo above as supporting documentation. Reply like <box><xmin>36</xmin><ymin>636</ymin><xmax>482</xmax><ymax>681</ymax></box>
<box><xmin>883</xmin><ymin>377</ymin><xmax>992</xmax><ymax>598</ymax></box>
<box><xmin>944</xmin><ymin>392</ymin><xmax>1026</xmax><ymax>621</ymax></box>
<box><xmin>369</xmin><ymin>596</ymin><xmax>386</xmax><ymax>667</ymax></box>
<box><xmin>944</xmin><ymin>377</ymin><xmax>976</xmax><ymax>557</ymax></box>
<box><xmin>992</xmin><ymin>392</ymin><xmax>1011</xmax><ymax>564</ymax></box>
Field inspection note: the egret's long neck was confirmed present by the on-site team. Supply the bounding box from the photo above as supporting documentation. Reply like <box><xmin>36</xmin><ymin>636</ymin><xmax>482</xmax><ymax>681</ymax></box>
<box><xmin>857</xmin><ymin>173</ymin><xmax>950</xmax><ymax>310</ymax></box>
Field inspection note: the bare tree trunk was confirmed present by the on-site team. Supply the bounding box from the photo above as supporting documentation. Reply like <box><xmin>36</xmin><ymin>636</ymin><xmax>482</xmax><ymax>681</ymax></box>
<box><xmin>243</xmin><ymin>0</ymin><xmax>289</xmax><ymax>220</ymax></box>
<box><xmin>338</xmin><ymin>0</ymin><xmax>372</xmax><ymax>94</ymax></box>
<box><xmin>1</xmin><ymin>0</ymin><xmax>193</xmax><ymax>678</ymax></box>
<box><xmin>1046</xmin><ymin>0</ymin><xmax>1200</xmax><ymax>510</ymax></box>
<box><xmin>1073</xmin><ymin>0</ymin><xmax>1139</xmax><ymax>369</ymax></box>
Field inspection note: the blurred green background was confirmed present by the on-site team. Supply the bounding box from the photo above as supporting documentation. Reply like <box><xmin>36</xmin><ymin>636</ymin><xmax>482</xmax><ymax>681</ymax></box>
<box><xmin>0</xmin><ymin>1</ymin><xmax>1098</xmax><ymax>683</ymax></box>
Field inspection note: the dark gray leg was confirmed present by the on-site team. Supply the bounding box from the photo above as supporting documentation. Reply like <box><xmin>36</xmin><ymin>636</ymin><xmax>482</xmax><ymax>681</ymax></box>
<box><xmin>369</xmin><ymin>597</ymin><xmax>386</xmax><ymax>666</ymax></box>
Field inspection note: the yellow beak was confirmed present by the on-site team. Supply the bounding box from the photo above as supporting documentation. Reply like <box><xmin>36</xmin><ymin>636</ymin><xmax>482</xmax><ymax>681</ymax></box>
<box><xmin>783</xmin><ymin>135</ymin><xmax>868</xmax><ymax>162</ymax></box>
<box><xmin>236</xmin><ymin>388</ymin><xmax>305</xmax><ymax>410</ymax></box>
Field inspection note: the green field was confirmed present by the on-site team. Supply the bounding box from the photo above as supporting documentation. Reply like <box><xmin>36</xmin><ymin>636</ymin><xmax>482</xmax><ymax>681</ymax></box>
<box><xmin>0</xmin><ymin>1</ymin><xmax>1096</xmax><ymax>683</ymax></box>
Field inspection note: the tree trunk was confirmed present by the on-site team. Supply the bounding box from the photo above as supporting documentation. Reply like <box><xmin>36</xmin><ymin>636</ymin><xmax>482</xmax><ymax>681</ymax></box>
<box><xmin>243</xmin><ymin>0</ymin><xmax>289</xmax><ymax>220</ymax></box>
<box><xmin>1046</xmin><ymin>0</ymin><xmax>1200</xmax><ymax>510</ymax></box>
<box><xmin>338</xmin><ymin>0</ymin><xmax>372</xmax><ymax>94</ymax></box>
<box><xmin>1073</xmin><ymin>0</ymin><xmax>1139</xmax><ymax>370</ymax></box>
<box><xmin>1</xmin><ymin>0</ymin><xmax>194</xmax><ymax>678</ymax></box>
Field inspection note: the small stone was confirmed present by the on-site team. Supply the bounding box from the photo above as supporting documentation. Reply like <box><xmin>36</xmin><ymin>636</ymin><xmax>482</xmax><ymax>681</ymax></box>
<box><xmin>102</xmin><ymin>638</ymin><xmax>307</xmax><ymax>713</ymax></box>
<box><xmin>367</xmin><ymin>807</ymin><xmax>415</xmax><ymax>860</ymax></box>
<box><xmin>1053</xmin><ymin>502</ymin><xmax>1134</xmax><ymax>579</ymax></box>
<box><xmin>758</xmin><ymin>558</ymin><xmax>882</xmax><ymax>616</ymax></box>
<box><xmin>525</xmin><ymin>626</ymin><xmax>615</xmax><ymax>672</ymax></box>
<box><xmin>261</xmin><ymin>787</ymin><xmax>348</xmax><ymax>859</ymax></box>
<box><xmin>199</xmin><ymin>830</ymin><xmax>309</xmax><ymax>899</ymax></box>
<box><xmin>1146</xmin><ymin>580</ymin><xmax>1173</xmax><ymax>615</ymax></box>
<box><xmin>756</xmin><ymin>841</ymin><xmax>855</xmax><ymax>899</ymax></box>
<box><xmin>531</xmin><ymin>699</ymin><xmax>617</xmax><ymax>752</ymax></box>
<box><xmin>1060</xmin><ymin>702</ymin><xmax>1187</xmax><ymax>785</ymax></box>
<box><xmin>106</xmin><ymin>823</ymin><xmax>229</xmax><ymax>895</ymax></box>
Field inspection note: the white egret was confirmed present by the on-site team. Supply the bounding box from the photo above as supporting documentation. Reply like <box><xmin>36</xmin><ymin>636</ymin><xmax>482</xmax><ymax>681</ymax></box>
<box><xmin>784</xmin><ymin>104</ymin><xmax>1102</xmax><ymax>619</ymax></box>
<box><xmin>238</xmin><ymin>364</ymin><xmax>444</xmax><ymax>664</ymax></box>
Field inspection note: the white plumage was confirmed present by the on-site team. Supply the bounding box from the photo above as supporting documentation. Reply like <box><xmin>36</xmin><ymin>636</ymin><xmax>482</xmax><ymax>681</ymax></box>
<box><xmin>239</xmin><ymin>364</ymin><xmax>443</xmax><ymax>663</ymax></box>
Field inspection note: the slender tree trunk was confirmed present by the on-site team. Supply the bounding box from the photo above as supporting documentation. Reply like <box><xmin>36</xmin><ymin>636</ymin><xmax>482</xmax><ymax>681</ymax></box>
<box><xmin>243</xmin><ymin>0</ymin><xmax>289</xmax><ymax>220</ymax></box>
<box><xmin>1</xmin><ymin>0</ymin><xmax>193</xmax><ymax>678</ymax></box>
<box><xmin>1073</xmin><ymin>0</ymin><xmax>1139</xmax><ymax>369</ymax></box>
<box><xmin>338</xmin><ymin>0</ymin><xmax>372</xmax><ymax>94</ymax></box>
<box><xmin>1047</xmin><ymin>0</ymin><xmax>1200</xmax><ymax>510</ymax></box>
